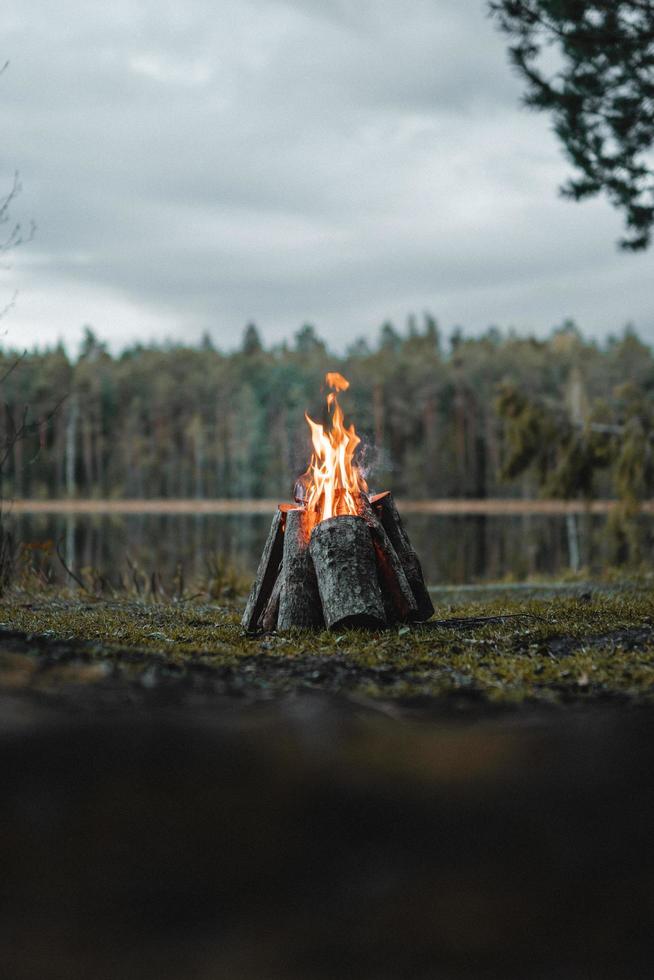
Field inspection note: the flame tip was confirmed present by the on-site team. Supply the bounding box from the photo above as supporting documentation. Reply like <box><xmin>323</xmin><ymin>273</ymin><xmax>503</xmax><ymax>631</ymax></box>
<box><xmin>325</xmin><ymin>371</ymin><xmax>349</xmax><ymax>392</ymax></box>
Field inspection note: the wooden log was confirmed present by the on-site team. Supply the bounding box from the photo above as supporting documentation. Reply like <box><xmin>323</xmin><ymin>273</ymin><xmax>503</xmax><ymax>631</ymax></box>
<box><xmin>241</xmin><ymin>510</ymin><xmax>284</xmax><ymax>631</ymax></box>
<box><xmin>260</xmin><ymin>572</ymin><xmax>282</xmax><ymax>631</ymax></box>
<box><xmin>278</xmin><ymin>509</ymin><xmax>324</xmax><ymax>630</ymax></box>
<box><xmin>358</xmin><ymin>496</ymin><xmax>418</xmax><ymax>623</ymax></box>
<box><xmin>309</xmin><ymin>515</ymin><xmax>386</xmax><ymax>630</ymax></box>
<box><xmin>373</xmin><ymin>492</ymin><xmax>434</xmax><ymax>621</ymax></box>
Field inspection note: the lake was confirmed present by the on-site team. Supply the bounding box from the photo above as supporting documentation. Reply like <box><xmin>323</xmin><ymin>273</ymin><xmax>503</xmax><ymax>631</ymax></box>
<box><xmin>5</xmin><ymin>504</ymin><xmax>641</xmax><ymax>587</ymax></box>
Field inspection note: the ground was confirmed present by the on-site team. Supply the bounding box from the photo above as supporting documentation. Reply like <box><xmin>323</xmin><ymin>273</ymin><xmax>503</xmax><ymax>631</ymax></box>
<box><xmin>1</xmin><ymin>581</ymin><xmax>654</xmax><ymax>710</ymax></box>
<box><xmin>2</xmin><ymin>582</ymin><xmax>654</xmax><ymax>979</ymax></box>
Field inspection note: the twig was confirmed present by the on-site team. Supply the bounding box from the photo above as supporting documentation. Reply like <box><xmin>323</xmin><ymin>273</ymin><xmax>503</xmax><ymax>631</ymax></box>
<box><xmin>244</xmin><ymin>612</ymin><xmax>547</xmax><ymax>639</ymax></box>
<box><xmin>55</xmin><ymin>534</ymin><xmax>93</xmax><ymax>594</ymax></box>
<box><xmin>125</xmin><ymin>553</ymin><xmax>143</xmax><ymax>595</ymax></box>
<box><xmin>0</xmin><ymin>394</ymin><xmax>67</xmax><ymax>471</ymax></box>
<box><xmin>0</xmin><ymin>350</ymin><xmax>25</xmax><ymax>384</ymax></box>
<box><xmin>0</xmin><ymin>292</ymin><xmax>18</xmax><ymax>322</ymax></box>
<box><xmin>416</xmin><ymin>613</ymin><xmax>547</xmax><ymax>630</ymax></box>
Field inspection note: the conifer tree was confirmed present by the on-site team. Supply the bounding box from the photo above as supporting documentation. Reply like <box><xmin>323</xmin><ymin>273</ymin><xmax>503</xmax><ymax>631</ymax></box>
<box><xmin>489</xmin><ymin>1</ymin><xmax>654</xmax><ymax>249</ymax></box>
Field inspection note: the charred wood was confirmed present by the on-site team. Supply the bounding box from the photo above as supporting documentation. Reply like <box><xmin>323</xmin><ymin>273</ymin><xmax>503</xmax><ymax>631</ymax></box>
<box><xmin>260</xmin><ymin>571</ymin><xmax>283</xmax><ymax>631</ymax></box>
<box><xmin>241</xmin><ymin>510</ymin><xmax>284</xmax><ymax>631</ymax></box>
<box><xmin>372</xmin><ymin>492</ymin><xmax>434</xmax><ymax>621</ymax></box>
<box><xmin>359</xmin><ymin>495</ymin><xmax>418</xmax><ymax>623</ymax></box>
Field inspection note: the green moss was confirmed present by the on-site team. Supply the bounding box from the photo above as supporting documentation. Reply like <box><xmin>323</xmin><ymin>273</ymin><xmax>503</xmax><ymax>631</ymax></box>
<box><xmin>2</xmin><ymin>583</ymin><xmax>654</xmax><ymax>708</ymax></box>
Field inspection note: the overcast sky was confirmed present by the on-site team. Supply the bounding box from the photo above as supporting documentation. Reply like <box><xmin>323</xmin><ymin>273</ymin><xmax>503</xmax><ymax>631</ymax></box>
<box><xmin>1</xmin><ymin>0</ymin><xmax>652</xmax><ymax>355</ymax></box>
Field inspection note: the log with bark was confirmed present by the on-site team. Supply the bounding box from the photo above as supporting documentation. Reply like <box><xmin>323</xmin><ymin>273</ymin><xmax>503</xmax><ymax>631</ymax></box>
<box><xmin>309</xmin><ymin>515</ymin><xmax>386</xmax><ymax>630</ymax></box>
<box><xmin>241</xmin><ymin>510</ymin><xmax>284</xmax><ymax>632</ymax></box>
<box><xmin>260</xmin><ymin>572</ymin><xmax>283</xmax><ymax>632</ymax></box>
<box><xmin>370</xmin><ymin>492</ymin><xmax>434</xmax><ymax>621</ymax></box>
<box><xmin>358</xmin><ymin>495</ymin><xmax>417</xmax><ymax>623</ymax></box>
<box><xmin>277</xmin><ymin>509</ymin><xmax>323</xmax><ymax>630</ymax></box>
<box><xmin>242</xmin><ymin>493</ymin><xmax>433</xmax><ymax>632</ymax></box>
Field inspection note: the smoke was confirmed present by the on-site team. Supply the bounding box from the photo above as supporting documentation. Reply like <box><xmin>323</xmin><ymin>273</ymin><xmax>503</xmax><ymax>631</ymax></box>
<box><xmin>356</xmin><ymin>436</ymin><xmax>393</xmax><ymax>495</ymax></box>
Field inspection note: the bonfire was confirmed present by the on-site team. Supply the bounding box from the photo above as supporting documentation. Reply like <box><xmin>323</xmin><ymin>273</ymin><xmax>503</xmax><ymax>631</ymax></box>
<box><xmin>242</xmin><ymin>373</ymin><xmax>434</xmax><ymax>631</ymax></box>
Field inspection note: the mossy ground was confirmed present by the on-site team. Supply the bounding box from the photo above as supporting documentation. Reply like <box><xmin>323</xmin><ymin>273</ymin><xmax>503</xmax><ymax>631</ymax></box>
<box><xmin>2</xmin><ymin>581</ymin><xmax>654</xmax><ymax>710</ymax></box>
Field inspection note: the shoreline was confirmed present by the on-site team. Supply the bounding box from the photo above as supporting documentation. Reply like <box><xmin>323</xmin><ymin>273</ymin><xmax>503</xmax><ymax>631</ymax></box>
<box><xmin>5</xmin><ymin>498</ymin><xmax>651</xmax><ymax>515</ymax></box>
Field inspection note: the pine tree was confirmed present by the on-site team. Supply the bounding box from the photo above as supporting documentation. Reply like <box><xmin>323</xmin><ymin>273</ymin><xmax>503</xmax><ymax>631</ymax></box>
<box><xmin>241</xmin><ymin>323</ymin><xmax>263</xmax><ymax>356</ymax></box>
<box><xmin>489</xmin><ymin>1</ymin><xmax>654</xmax><ymax>249</ymax></box>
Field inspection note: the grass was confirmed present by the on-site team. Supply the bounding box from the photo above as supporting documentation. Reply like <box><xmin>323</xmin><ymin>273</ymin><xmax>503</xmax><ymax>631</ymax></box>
<box><xmin>1</xmin><ymin>580</ymin><xmax>654</xmax><ymax>711</ymax></box>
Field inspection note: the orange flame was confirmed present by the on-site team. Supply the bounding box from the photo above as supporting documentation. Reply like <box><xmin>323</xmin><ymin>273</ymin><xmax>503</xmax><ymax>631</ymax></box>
<box><xmin>301</xmin><ymin>372</ymin><xmax>368</xmax><ymax>523</ymax></box>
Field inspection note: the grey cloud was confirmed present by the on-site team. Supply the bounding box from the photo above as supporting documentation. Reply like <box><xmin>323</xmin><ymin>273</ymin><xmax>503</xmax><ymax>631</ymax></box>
<box><xmin>0</xmin><ymin>0</ymin><xmax>652</xmax><ymax>353</ymax></box>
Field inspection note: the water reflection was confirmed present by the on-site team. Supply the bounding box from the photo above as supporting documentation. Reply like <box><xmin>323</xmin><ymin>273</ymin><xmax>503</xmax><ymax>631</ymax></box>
<box><xmin>6</xmin><ymin>509</ymin><xmax>643</xmax><ymax>586</ymax></box>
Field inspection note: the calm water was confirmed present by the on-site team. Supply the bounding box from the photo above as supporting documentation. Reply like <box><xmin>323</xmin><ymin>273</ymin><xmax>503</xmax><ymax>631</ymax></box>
<box><xmin>6</xmin><ymin>509</ymin><xmax>644</xmax><ymax>587</ymax></box>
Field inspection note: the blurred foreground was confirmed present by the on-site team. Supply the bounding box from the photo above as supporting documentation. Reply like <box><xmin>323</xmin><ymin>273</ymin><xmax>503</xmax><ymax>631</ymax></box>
<box><xmin>1</xmin><ymin>584</ymin><xmax>654</xmax><ymax>978</ymax></box>
<box><xmin>2</xmin><ymin>687</ymin><xmax>653</xmax><ymax>980</ymax></box>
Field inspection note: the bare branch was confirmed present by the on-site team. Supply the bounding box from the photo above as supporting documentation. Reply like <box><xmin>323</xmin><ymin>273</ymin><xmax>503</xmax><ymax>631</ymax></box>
<box><xmin>0</xmin><ymin>350</ymin><xmax>26</xmax><ymax>386</ymax></box>
<box><xmin>0</xmin><ymin>292</ymin><xmax>19</xmax><ymax>322</ymax></box>
<box><xmin>0</xmin><ymin>395</ymin><xmax>67</xmax><ymax>472</ymax></box>
<box><xmin>0</xmin><ymin>173</ymin><xmax>36</xmax><ymax>253</ymax></box>
<box><xmin>56</xmin><ymin>534</ymin><xmax>93</xmax><ymax>594</ymax></box>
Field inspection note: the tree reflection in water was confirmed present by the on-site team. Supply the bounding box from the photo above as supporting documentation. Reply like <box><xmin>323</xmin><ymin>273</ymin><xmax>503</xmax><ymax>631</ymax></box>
<box><xmin>7</xmin><ymin>510</ymin><xmax>647</xmax><ymax>589</ymax></box>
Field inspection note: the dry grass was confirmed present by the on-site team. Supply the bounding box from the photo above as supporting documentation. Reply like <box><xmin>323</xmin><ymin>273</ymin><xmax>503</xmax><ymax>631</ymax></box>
<box><xmin>2</xmin><ymin>582</ymin><xmax>654</xmax><ymax>710</ymax></box>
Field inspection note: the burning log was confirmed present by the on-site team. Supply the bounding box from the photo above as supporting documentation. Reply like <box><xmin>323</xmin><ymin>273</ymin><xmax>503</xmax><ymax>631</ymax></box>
<box><xmin>358</xmin><ymin>494</ymin><xmax>418</xmax><ymax>623</ymax></box>
<box><xmin>241</xmin><ymin>371</ymin><xmax>434</xmax><ymax>632</ymax></box>
<box><xmin>370</xmin><ymin>492</ymin><xmax>435</xmax><ymax>622</ymax></box>
<box><xmin>309</xmin><ymin>515</ymin><xmax>386</xmax><ymax>630</ymax></box>
<box><xmin>277</xmin><ymin>509</ymin><xmax>324</xmax><ymax>630</ymax></box>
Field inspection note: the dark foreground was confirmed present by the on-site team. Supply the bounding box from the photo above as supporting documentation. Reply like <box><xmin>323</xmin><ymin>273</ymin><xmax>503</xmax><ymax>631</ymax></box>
<box><xmin>2</xmin><ymin>586</ymin><xmax>654</xmax><ymax>979</ymax></box>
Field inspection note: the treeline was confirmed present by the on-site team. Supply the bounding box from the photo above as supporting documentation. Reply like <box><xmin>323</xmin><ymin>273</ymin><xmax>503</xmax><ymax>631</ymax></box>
<box><xmin>1</xmin><ymin>316</ymin><xmax>652</xmax><ymax>502</ymax></box>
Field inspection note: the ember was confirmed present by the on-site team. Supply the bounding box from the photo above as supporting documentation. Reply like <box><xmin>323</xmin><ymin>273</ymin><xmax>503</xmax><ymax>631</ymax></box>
<box><xmin>242</xmin><ymin>373</ymin><xmax>434</xmax><ymax>631</ymax></box>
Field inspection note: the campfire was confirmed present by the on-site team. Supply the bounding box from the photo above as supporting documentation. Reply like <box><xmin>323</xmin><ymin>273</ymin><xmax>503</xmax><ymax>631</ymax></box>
<box><xmin>242</xmin><ymin>373</ymin><xmax>434</xmax><ymax>631</ymax></box>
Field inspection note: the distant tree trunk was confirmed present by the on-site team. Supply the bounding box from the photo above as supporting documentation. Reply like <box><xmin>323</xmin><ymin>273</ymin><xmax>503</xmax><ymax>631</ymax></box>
<box><xmin>195</xmin><ymin>429</ymin><xmax>204</xmax><ymax>500</ymax></box>
<box><xmin>423</xmin><ymin>394</ymin><xmax>438</xmax><ymax>494</ymax></box>
<box><xmin>474</xmin><ymin>420</ymin><xmax>486</xmax><ymax>498</ymax></box>
<box><xmin>94</xmin><ymin>420</ymin><xmax>104</xmax><ymax>497</ymax></box>
<box><xmin>194</xmin><ymin>420</ymin><xmax>205</xmax><ymax>499</ymax></box>
<box><xmin>82</xmin><ymin>414</ymin><xmax>93</xmax><ymax>494</ymax></box>
<box><xmin>135</xmin><ymin>433</ymin><xmax>145</xmax><ymax>498</ymax></box>
<box><xmin>125</xmin><ymin>423</ymin><xmax>145</xmax><ymax>498</ymax></box>
<box><xmin>177</xmin><ymin>430</ymin><xmax>189</xmax><ymax>498</ymax></box>
<box><xmin>54</xmin><ymin>413</ymin><xmax>66</xmax><ymax>496</ymax></box>
<box><xmin>65</xmin><ymin>395</ymin><xmax>78</xmax><ymax>498</ymax></box>
<box><xmin>215</xmin><ymin>397</ymin><xmax>228</xmax><ymax>496</ymax></box>
<box><xmin>12</xmin><ymin>430</ymin><xmax>23</xmax><ymax>498</ymax></box>
<box><xmin>454</xmin><ymin>384</ymin><xmax>467</xmax><ymax>496</ymax></box>
<box><xmin>485</xmin><ymin>412</ymin><xmax>500</xmax><ymax>497</ymax></box>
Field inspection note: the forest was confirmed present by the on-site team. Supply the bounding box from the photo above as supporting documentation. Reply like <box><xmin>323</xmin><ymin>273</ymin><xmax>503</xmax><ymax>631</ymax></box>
<box><xmin>2</xmin><ymin>315</ymin><xmax>653</xmax><ymax>506</ymax></box>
